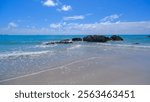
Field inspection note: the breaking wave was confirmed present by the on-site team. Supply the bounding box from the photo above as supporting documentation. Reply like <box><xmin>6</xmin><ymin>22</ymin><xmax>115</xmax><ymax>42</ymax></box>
<box><xmin>0</xmin><ymin>50</ymin><xmax>53</xmax><ymax>59</ymax></box>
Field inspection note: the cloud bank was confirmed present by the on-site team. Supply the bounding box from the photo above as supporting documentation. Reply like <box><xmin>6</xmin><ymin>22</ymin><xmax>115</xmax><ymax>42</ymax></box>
<box><xmin>1</xmin><ymin>21</ymin><xmax>150</xmax><ymax>34</ymax></box>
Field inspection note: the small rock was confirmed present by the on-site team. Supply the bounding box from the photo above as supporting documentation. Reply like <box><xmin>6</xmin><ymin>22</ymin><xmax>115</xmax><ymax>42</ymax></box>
<box><xmin>133</xmin><ymin>43</ymin><xmax>140</xmax><ymax>44</ymax></box>
<box><xmin>110</xmin><ymin>35</ymin><xmax>123</xmax><ymax>41</ymax></box>
<box><xmin>147</xmin><ymin>35</ymin><xmax>150</xmax><ymax>38</ymax></box>
<box><xmin>72</xmin><ymin>38</ymin><xmax>82</xmax><ymax>41</ymax></box>
<box><xmin>59</xmin><ymin>39</ymin><xmax>73</xmax><ymax>44</ymax></box>
<box><xmin>45</xmin><ymin>42</ymin><xmax>56</xmax><ymax>45</ymax></box>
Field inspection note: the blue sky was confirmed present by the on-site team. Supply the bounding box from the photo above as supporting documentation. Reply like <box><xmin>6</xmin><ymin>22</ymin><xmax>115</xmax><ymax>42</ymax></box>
<box><xmin>0</xmin><ymin>0</ymin><xmax>150</xmax><ymax>34</ymax></box>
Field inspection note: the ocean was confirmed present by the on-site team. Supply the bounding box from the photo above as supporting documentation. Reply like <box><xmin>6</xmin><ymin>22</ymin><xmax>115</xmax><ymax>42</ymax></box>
<box><xmin>0</xmin><ymin>34</ymin><xmax>150</xmax><ymax>84</ymax></box>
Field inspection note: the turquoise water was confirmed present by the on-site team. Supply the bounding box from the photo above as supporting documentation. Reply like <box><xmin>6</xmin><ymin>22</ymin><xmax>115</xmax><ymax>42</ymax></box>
<box><xmin>0</xmin><ymin>35</ymin><xmax>150</xmax><ymax>53</ymax></box>
<box><xmin>0</xmin><ymin>35</ymin><xmax>84</xmax><ymax>52</ymax></box>
<box><xmin>0</xmin><ymin>34</ymin><xmax>150</xmax><ymax>81</ymax></box>
<box><xmin>0</xmin><ymin>34</ymin><xmax>150</xmax><ymax>60</ymax></box>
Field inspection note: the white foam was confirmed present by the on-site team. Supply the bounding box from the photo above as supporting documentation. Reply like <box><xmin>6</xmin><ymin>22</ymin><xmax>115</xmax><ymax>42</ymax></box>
<box><xmin>0</xmin><ymin>50</ymin><xmax>52</xmax><ymax>59</ymax></box>
<box><xmin>67</xmin><ymin>45</ymin><xmax>82</xmax><ymax>50</ymax></box>
<box><xmin>35</xmin><ymin>44</ymin><xmax>57</xmax><ymax>48</ymax></box>
<box><xmin>97</xmin><ymin>43</ymin><xmax>150</xmax><ymax>49</ymax></box>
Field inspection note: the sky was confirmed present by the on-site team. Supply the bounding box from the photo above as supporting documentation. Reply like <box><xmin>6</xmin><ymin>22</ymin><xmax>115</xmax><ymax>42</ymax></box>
<box><xmin>0</xmin><ymin>0</ymin><xmax>150</xmax><ymax>35</ymax></box>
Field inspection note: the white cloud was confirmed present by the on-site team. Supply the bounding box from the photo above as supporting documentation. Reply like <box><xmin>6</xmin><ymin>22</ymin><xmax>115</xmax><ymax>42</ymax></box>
<box><xmin>59</xmin><ymin>5</ymin><xmax>72</xmax><ymax>11</ymax></box>
<box><xmin>48</xmin><ymin>21</ymin><xmax>150</xmax><ymax>34</ymax></box>
<box><xmin>100</xmin><ymin>14</ymin><xmax>121</xmax><ymax>23</ymax></box>
<box><xmin>50</xmin><ymin>23</ymin><xmax>62</xmax><ymax>28</ymax></box>
<box><xmin>43</xmin><ymin>0</ymin><xmax>57</xmax><ymax>7</ymax></box>
<box><xmin>1</xmin><ymin>21</ymin><xmax>150</xmax><ymax>35</ymax></box>
<box><xmin>63</xmin><ymin>15</ymin><xmax>85</xmax><ymax>21</ymax></box>
<box><xmin>8</xmin><ymin>22</ymin><xmax>18</xmax><ymax>28</ymax></box>
<box><xmin>42</xmin><ymin>0</ymin><xmax>72</xmax><ymax>12</ymax></box>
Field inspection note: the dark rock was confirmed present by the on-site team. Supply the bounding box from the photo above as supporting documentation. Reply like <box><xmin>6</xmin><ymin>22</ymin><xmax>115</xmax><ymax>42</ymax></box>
<box><xmin>105</xmin><ymin>37</ymin><xmax>112</xmax><ymax>41</ymax></box>
<box><xmin>110</xmin><ymin>35</ymin><xmax>123</xmax><ymax>41</ymax></box>
<box><xmin>45</xmin><ymin>35</ymin><xmax>124</xmax><ymax>45</ymax></box>
<box><xmin>45</xmin><ymin>39</ymin><xmax>72</xmax><ymax>45</ymax></box>
<box><xmin>83</xmin><ymin>35</ymin><xmax>109</xmax><ymax>42</ymax></box>
<box><xmin>45</xmin><ymin>42</ymin><xmax>56</xmax><ymax>45</ymax></box>
<box><xmin>133</xmin><ymin>43</ymin><xmax>140</xmax><ymax>44</ymax></box>
<box><xmin>147</xmin><ymin>35</ymin><xmax>150</xmax><ymax>37</ymax></box>
<box><xmin>59</xmin><ymin>39</ymin><xmax>73</xmax><ymax>44</ymax></box>
<box><xmin>72</xmin><ymin>38</ymin><xmax>82</xmax><ymax>41</ymax></box>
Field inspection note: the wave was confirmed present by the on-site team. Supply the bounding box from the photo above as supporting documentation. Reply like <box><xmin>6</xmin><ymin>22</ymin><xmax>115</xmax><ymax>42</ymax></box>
<box><xmin>35</xmin><ymin>44</ymin><xmax>57</xmax><ymax>48</ymax></box>
<box><xmin>96</xmin><ymin>43</ymin><xmax>150</xmax><ymax>49</ymax></box>
<box><xmin>0</xmin><ymin>50</ymin><xmax>53</xmax><ymax>59</ymax></box>
<box><xmin>67</xmin><ymin>44</ymin><xmax>82</xmax><ymax>50</ymax></box>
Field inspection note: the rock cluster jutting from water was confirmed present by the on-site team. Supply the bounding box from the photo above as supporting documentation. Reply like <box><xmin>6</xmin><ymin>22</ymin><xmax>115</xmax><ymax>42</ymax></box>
<box><xmin>45</xmin><ymin>35</ymin><xmax>124</xmax><ymax>45</ymax></box>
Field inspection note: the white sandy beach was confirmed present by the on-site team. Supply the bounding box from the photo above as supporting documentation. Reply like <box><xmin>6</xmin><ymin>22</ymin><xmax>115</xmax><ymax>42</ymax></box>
<box><xmin>0</xmin><ymin>44</ymin><xmax>150</xmax><ymax>85</ymax></box>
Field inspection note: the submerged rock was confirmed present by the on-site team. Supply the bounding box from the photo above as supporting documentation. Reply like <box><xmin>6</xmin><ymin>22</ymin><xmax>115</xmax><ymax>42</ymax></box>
<box><xmin>83</xmin><ymin>35</ymin><xmax>109</xmax><ymax>42</ymax></box>
<box><xmin>72</xmin><ymin>38</ymin><xmax>82</xmax><ymax>41</ymax></box>
<box><xmin>110</xmin><ymin>35</ymin><xmax>123</xmax><ymax>41</ymax></box>
<box><xmin>133</xmin><ymin>43</ymin><xmax>140</xmax><ymax>45</ymax></box>
<box><xmin>147</xmin><ymin>35</ymin><xmax>150</xmax><ymax>38</ymax></box>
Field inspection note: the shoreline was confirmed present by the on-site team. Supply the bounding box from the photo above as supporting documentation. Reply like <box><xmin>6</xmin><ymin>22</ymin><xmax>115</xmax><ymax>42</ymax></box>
<box><xmin>0</xmin><ymin>35</ymin><xmax>150</xmax><ymax>85</ymax></box>
<box><xmin>1</xmin><ymin>48</ymin><xmax>150</xmax><ymax>85</ymax></box>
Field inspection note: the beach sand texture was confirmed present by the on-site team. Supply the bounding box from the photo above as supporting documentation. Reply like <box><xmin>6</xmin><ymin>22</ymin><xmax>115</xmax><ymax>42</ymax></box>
<box><xmin>0</xmin><ymin>44</ymin><xmax>150</xmax><ymax>85</ymax></box>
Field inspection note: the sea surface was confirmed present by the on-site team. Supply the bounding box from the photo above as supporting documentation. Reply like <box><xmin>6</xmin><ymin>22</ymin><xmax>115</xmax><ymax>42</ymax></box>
<box><xmin>0</xmin><ymin>34</ymin><xmax>150</xmax><ymax>82</ymax></box>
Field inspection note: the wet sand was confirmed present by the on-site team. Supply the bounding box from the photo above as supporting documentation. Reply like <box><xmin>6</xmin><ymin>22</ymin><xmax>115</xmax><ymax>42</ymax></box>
<box><xmin>1</xmin><ymin>42</ymin><xmax>150</xmax><ymax>85</ymax></box>
<box><xmin>0</xmin><ymin>52</ymin><xmax>150</xmax><ymax>85</ymax></box>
